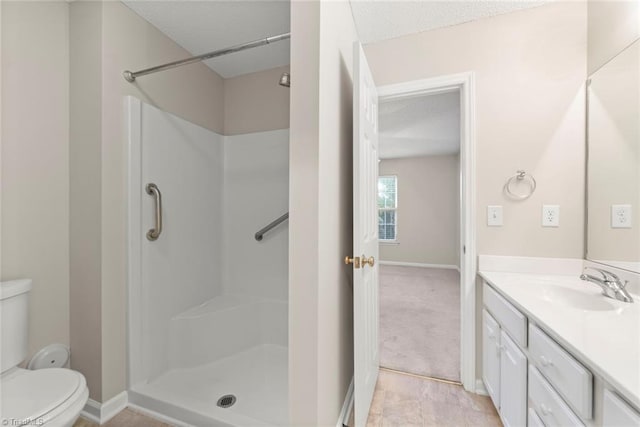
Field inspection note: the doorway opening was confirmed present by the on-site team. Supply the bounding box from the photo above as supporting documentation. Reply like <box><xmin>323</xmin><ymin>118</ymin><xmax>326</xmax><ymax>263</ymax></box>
<box><xmin>376</xmin><ymin>73</ymin><xmax>476</xmax><ymax>390</ymax></box>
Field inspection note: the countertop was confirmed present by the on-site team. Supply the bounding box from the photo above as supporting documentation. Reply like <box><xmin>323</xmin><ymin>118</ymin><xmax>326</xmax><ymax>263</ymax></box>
<box><xmin>479</xmin><ymin>271</ymin><xmax>640</xmax><ymax>410</ymax></box>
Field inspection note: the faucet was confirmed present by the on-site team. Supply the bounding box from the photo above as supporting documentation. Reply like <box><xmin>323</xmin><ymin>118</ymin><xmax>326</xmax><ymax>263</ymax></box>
<box><xmin>580</xmin><ymin>267</ymin><xmax>634</xmax><ymax>303</ymax></box>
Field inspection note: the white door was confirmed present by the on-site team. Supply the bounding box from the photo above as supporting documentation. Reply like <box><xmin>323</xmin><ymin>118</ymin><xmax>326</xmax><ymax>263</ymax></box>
<box><xmin>350</xmin><ymin>42</ymin><xmax>380</xmax><ymax>427</ymax></box>
<box><xmin>499</xmin><ymin>330</ymin><xmax>527</xmax><ymax>427</ymax></box>
<box><xmin>482</xmin><ymin>309</ymin><xmax>501</xmax><ymax>410</ymax></box>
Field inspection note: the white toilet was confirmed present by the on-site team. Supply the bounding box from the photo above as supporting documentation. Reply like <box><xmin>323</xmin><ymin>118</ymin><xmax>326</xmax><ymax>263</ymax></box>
<box><xmin>1</xmin><ymin>279</ymin><xmax>89</xmax><ymax>427</ymax></box>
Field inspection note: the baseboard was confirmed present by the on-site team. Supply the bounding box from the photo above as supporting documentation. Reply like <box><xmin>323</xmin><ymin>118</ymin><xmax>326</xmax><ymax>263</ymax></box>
<box><xmin>475</xmin><ymin>379</ymin><xmax>488</xmax><ymax>396</ymax></box>
<box><xmin>80</xmin><ymin>391</ymin><xmax>128</xmax><ymax>424</ymax></box>
<box><xmin>380</xmin><ymin>260</ymin><xmax>460</xmax><ymax>272</ymax></box>
<box><xmin>80</xmin><ymin>399</ymin><xmax>101</xmax><ymax>424</ymax></box>
<box><xmin>127</xmin><ymin>402</ymin><xmax>193</xmax><ymax>427</ymax></box>
<box><xmin>337</xmin><ymin>377</ymin><xmax>354</xmax><ymax>427</ymax></box>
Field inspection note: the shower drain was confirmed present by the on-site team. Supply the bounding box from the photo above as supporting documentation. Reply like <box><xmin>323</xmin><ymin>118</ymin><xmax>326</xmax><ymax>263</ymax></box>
<box><xmin>217</xmin><ymin>394</ymin><xmax>237</xmax><ymax>408</ymax></box>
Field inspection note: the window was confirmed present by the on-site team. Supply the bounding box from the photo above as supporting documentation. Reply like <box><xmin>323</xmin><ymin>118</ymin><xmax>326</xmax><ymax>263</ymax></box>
<box><xmin>378</xmin><ymin>175</ymin><xmax>397</xmax><ymax>241</ymax></box>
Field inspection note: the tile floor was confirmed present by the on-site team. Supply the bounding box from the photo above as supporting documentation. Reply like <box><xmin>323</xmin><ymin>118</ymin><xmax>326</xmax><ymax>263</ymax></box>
<box><xmin>74</xmin><ymin>370</ymin><xmax>501</xmax><ymax>427</ymax></box>
<box><xmin>367</xmin><ymin>368</ymin><xmax>502</xmax><ymax>427</ymax></box>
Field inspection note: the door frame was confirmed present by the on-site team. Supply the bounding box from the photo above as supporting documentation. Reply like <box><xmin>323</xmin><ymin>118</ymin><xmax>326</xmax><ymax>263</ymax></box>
<box><xmin>377</xmin><ymin>72</ymin><xmax>477</xmax><ymax>392</ymax></box>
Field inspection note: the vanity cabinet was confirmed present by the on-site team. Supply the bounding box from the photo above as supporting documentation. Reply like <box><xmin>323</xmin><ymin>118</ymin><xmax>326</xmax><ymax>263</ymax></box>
<box><xmin>483</xmin><ymin>281</ymin><xmax>585</xmax><ymax>426</ymax></box>
<box><xmin>482</xmin><ymin>280</ymin><xmax>640</xmax><ymax>427</ymax></box>
<box><xmin>482</xmin><ymin>283</ymin><xmax>527</xmax><ymax>427</ymax></box>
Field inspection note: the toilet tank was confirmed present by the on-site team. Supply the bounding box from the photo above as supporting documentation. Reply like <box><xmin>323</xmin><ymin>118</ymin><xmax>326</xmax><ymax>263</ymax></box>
<box><xmin>0</xmin><ymin>279</ymin><xmax>32</xmax><ymax>373</ymax></box>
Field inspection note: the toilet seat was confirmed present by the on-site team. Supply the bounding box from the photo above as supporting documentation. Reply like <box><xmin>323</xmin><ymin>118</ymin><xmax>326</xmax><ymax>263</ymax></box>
<box><xmin>1</xmin><ymin>368</ymin><xmax>88</xmax><ymax>425</ymax></box>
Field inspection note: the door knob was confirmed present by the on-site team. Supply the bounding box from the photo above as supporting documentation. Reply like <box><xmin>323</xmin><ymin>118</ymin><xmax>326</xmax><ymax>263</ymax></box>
<box><xmin>361</xmin><ymin>255</ymin><xmax>375</xmax><ymax>267</ymax></box>
<box><xmin>345</xmin><ymin>256</ymin><xmax>361</xmax><ymax>269</ymax></box>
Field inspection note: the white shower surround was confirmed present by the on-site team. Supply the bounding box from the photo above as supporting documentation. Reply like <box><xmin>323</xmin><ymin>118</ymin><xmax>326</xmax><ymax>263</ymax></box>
<box><xmin>126</xmin><ymin>97</ymin><xmax>289</xmax><ymax>426</ymax></box>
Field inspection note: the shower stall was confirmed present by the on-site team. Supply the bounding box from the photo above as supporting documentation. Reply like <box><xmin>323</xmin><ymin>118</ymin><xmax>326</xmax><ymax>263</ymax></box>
<box><xmin>125</xmin><ymin>78</ymin><xmax>289</xmax><ymax>424</ymax></box>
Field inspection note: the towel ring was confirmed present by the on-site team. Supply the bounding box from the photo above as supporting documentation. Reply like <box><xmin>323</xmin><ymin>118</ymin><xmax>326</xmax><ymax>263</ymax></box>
<box><xmin>504</xmin><ymin>170</ymin><xmax>536</xmax><ymax>200</ymax></box>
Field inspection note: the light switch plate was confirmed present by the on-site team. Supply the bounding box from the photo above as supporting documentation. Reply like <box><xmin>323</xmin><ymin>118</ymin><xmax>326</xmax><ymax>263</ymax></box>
<box><xmin>487</xmin><ymin>205</ymin><xmax>503</xmax><ymax>226</ymax></box>
<box><xmin>611</xmin><ymin>204</ymin><xmax>632</xmax><ymax>228</ymax></box>
<box><xmin>542</xmin><ymin>205</ymin><xmax>560</xmax><ymax>227</ymax></box>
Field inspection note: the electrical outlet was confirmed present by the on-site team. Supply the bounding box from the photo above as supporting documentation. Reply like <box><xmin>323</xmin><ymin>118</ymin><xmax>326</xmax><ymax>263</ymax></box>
<box><xmin>487</xmin><ymin>205</ymin><xmax>503</xmax><ymax>226</ymax></box>
<box><xmin>542</xmin><ymin>205</ymin><xmax>560</xmax><ymax>227</ymax></box>
<box><xmin>611</xmin><ymin>204</ymin><xmax>632</xmax><ymax>228</ymax></box>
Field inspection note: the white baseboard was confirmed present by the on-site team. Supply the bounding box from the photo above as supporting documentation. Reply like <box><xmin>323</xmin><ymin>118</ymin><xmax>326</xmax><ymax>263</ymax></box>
<box><xmin>475</xmin><ymin>379</ymin><xmax>488</xmax><ymax>396</ymax></box>
<box><xmin>337</xmin><ymin>377</ymin><xmax>354</xmax><ymax>427</ymax></box>
<box><xmin>380</xmin><ymin>260</ymin><xmax>460</xmax><ymax>272</ymax></box>
<box><xmin>81</xmin><ymin>391</ymin><xmax>128</xmax><ymax>424</ymax></box>
<box><xmin>127</xmin><ymin>402</ymin><xmax>193</xmax><ymax>427</ymax></box>
<box><xmin>80</xmin><ymin>399</ymin><xmax>101</xmax><ymax>424</ymax></box>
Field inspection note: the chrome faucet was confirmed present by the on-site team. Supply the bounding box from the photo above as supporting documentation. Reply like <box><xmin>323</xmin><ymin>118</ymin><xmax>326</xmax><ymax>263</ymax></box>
<box><xmin>580</xmin><ymin>267</ymin><xmax>634</xmax><ymax>303</ymax></box>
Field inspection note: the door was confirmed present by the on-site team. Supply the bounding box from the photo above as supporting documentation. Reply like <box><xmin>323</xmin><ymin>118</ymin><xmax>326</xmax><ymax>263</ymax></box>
<box><xmin>499</xmin><ymin>330</ymin><xmax>527</xmax><ymax>427</ymax></box>
<box><xmin>350</xmin><ymin>42</ymin><xmax>380</xmax><ymax>427</ymax></box>
<box><xmin>482</xmin><ymin>309</ymin><xmax>501</xmax><ymax>410</ymax></box>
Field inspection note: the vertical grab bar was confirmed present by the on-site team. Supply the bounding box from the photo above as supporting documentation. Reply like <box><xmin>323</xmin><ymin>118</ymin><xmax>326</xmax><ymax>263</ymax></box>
<box><xmin>146</xmin><ymin>183</ymin><xmax>162</xmax><ymax>241</ymax></box>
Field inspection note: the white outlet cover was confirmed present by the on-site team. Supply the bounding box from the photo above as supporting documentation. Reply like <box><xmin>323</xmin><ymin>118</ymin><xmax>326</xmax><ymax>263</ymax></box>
<box><xmin>611</xmin><ymin>204</ymin><xmax>632</xmax><ymax>228</ymax></box>
<box><xmin>487</xmin><ymin>205</ymin><xmax>503</xmax><ymax>226</ymax></box>
<box><xmin>542</xmin><ymin>205</ymin><xmax>560</xmax><ymax>227</ymax></box>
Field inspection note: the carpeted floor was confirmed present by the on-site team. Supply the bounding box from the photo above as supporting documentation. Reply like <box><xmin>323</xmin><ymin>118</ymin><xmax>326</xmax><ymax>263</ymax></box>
<box><xmin>379</xmin><ymin>265</ymin><xmax>461</xmax><ymax>382</ymax></box>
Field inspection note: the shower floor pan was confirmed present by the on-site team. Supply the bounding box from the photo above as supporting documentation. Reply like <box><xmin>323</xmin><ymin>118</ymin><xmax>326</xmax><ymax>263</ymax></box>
<box><xmin>131</xmin><ymin>343</ymin><xmax>288</xmax><ymax>426</ymax></box>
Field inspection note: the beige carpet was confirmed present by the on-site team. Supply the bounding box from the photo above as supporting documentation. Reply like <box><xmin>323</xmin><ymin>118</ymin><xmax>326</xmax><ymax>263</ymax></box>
<box><xmin>379</xmin><ymin>265</ymin><xmax>461</xmax><ymax>382</ymax></box>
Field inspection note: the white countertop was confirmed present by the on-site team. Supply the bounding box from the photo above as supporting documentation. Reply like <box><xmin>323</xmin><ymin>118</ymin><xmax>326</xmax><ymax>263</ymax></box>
<box><xmin>479</xmin><ymin>270</ymin><xmax>640</xmax><ymax>410</ymax></box>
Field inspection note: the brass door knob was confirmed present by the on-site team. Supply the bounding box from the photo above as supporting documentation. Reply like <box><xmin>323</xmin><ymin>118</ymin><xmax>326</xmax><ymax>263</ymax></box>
<box><xmin>345</xmin><ymin>255</ymin><xmax>361</xmax><ymax>269</ymax></box>
<box><xmin>361</xmin><ymin>255</ymin><xmax>375</xmax><ymax>267</ymax></box>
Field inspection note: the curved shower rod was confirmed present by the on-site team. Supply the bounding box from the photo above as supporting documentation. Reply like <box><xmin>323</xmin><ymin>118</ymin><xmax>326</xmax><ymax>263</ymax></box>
<box><xmin>123</xmin><ymin>32</ymin><xmax>291</xmax><ymax>82</ymax></box>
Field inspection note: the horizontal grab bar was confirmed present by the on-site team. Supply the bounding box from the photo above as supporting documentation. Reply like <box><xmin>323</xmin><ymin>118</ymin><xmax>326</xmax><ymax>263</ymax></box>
<box><xmin>255</xmin><ymin>212</ymin><xmax>289</xmax><ymax>241</ymax></box>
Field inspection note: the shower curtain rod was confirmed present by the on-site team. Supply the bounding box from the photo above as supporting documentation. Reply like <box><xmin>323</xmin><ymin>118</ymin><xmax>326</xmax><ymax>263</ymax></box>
<box><xmin>123</xmin><ymin>32</ymin><xmax>291</xmax><ymax>82</ymax></box>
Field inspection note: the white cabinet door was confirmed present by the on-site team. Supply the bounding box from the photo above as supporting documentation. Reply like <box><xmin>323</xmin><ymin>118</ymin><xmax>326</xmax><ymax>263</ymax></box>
<box><xmin>500</xmin><ymin>331</ymin><xmax>527</xmax><ymax>427</ymax></box>
<box><xmin>483</xmin><ymin>309</ymin><xmax>501</xmax><ymax>410</ymax></box>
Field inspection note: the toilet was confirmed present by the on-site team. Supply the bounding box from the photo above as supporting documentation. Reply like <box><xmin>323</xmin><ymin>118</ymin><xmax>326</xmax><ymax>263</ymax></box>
<box><xmin>1</xmin><ymin>279</ymin><xmax>89</xmax><ymax>427</ymax></box>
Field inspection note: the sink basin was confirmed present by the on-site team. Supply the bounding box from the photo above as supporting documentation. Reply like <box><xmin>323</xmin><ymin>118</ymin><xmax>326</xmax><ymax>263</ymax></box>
<box><xmin>541</xmin><ymin>286</ymin><xmax>618</xmax><ymax>311</ymax></box>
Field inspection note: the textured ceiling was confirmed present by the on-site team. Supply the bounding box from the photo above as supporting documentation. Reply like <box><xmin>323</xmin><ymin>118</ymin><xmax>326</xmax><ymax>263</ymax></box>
<box><xmin>122</xmin><ymin>1</ymin><xmax>545</xmax><ymax>78</ymax></box>
<box><xmin>122</xmin><ymin>1</ymin><xmax>290</xmax><ymax>78</ymax></box>
<box><xmin>349</xmin><ymin>0</ymin><xmax>546</xmax><ymax>44</ymax></box>
<box><xmin>379</xmin><ymin>91</ymin><xmax>460</xmax><ymax>159</ymax></box>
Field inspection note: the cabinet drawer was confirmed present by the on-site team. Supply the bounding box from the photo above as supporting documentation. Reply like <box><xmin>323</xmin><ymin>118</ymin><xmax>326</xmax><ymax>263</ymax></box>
<box><xmin>603</xmin><ymin>389</ymin><xmax>640</xmax><ymax>426</ymax></box>
<box><xmin>483</xmin><ymin>283</ymin><xmax>527</xmax><ymax>347</ymax></box>
<box><xmin>528</xmin><ymin>408</ymin><xmax>545</xmax><ymax>427</ymax></box>
<box><xmin>529</xmin><ymin>324</ymin><xmax>593</xmax><ymax>419</ymax></box>
<box><xmin>529</xmin><ymin>365</ymin><xmax>584</xmax><ymax>427</ymax></box>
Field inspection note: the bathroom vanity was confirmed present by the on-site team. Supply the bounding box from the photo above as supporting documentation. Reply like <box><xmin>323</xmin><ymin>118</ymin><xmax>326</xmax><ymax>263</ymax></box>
<box><xmin>479</xmin><ymin>264</ymin><xmax>640</xmax><ymax>427</ymax></box>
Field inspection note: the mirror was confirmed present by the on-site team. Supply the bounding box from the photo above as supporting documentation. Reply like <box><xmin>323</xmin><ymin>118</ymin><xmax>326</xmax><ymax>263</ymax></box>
<box><xmin>586</xmin><ymin>38</ymin><xmax>640</xmax><ymax>273</ymax></box>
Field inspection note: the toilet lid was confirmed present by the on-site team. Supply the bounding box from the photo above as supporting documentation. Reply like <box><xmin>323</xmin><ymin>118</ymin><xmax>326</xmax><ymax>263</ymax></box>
<box><xmin>1</xmin><ymin>368</ymin><xmax>82</xmax><ymax>420</ymax></box>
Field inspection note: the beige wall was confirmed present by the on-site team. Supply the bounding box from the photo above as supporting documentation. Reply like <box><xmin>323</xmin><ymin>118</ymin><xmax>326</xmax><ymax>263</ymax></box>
<box><xmin>289</xmin><ymin>0</ymin><xmax>320</xmax><ymax>422</ymax></box>
<box><xmin>69</xmin><ymin>0</ymin><xmax>102</xmax><ymax>400</ymax></box>
<box><xmin>379</xmin><ymin>155</ymin><xmax>460</xmax><ymax>266</ymax></box>
<box><xmin>224</xmin><ymin>65</ymin><xmax>290</xmax><ymax>135</ymax></box>
<box><xmin>366</xmin><ymin>2</ymin><xmax>587</xmax><ymax>260</ymax></box>
<box><xmin>1</xmin><ymin>0</ymin><xmax>70</xmax><ymax>363</ymax></box>
<box><xmin>316</xmin><ymin>1</ymin><xmax>357</xmax><ymax>422</ymax></box>
<box><xmin>587</xmin><ymin>0</ymin><xmax>640</xmax><ymax>75</ymax></box>
<box><xmin>289</xmin><ymin>0</ymin><xmax>356</xmax><ymax>424</ymax></box>
<box><xmin>69</xmin><ymin>0</ymin><xmax>226</xmax><ymax>401</ymax></box>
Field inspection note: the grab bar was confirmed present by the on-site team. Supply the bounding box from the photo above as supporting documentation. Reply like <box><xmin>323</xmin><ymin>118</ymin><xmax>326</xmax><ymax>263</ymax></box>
<box><xmin>146</xmin><ymin>183</ymin><xmax>162</xmax><ymax>241</ymax></box>
<box><xmin>255</xmin><ymin>212</ymin><xmax>289</xmax><ymax>241</ymax></box>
